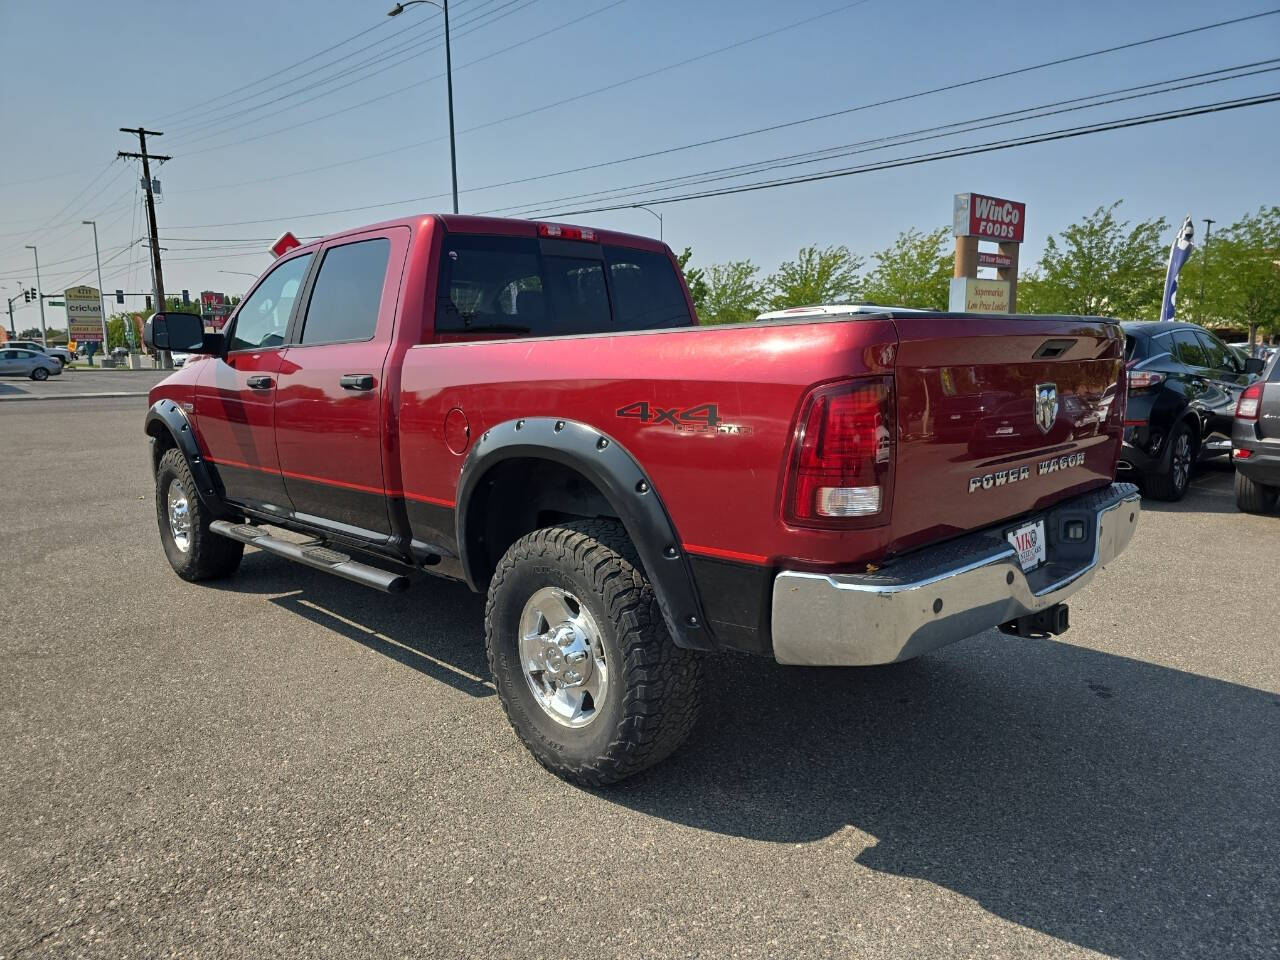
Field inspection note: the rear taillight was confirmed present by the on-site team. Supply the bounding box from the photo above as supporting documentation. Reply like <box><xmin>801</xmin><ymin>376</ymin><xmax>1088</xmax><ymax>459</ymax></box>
<box><xmin>785</xmin><ymin>377</ymin><xmax>893</xmax><ymax>526</ymax></box>
<box><xmin>537</xmin><ymin>222</ymin><xmax>597</xmax><ymax>241</ymax></box>
<box><xmin>1236</xmin><ymin>381</ymin><xmax>1264</xmax><ymax>420</ymax></box>
<box><xmin>1125</xmin><ymin>363</ymin><xmax>1165</xmax><ymax>390</ymax></box>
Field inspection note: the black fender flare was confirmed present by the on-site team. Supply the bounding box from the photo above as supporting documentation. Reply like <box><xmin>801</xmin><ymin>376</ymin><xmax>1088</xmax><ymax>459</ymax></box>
<box><xmin>143</xmin><ymin>399</ymin><xmax>231</xmax><ymax>517</ymax></box>
<box><xmin>456</xmin><ymin>417</ymin><xmax>714</xmax><ymax>651</ymax></box>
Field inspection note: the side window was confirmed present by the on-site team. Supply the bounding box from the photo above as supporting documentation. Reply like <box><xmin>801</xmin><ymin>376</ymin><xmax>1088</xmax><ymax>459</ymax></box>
<box><xmin>1171</xmin><ymin>330</ymin><xmax>1207</xmax><ymax>368</ymax></box>
<box><xmin>299</xmin><ymin>238</ymin><xmax>391</xmax><ymax>345</ymax></box>
<box><xmin>603</xmin><ymin>246</ymin><xmax>693</xmax><ymax>330</ymax></box>
<box><xmin>1195</xmin><ymin>332</ymin><xmax>1234</xmax><ymax>372</ymax></box>
<box><xmin>228</xmin><ymin>253</ymin><xmax>313</xmax><ymax>352</ymax></box>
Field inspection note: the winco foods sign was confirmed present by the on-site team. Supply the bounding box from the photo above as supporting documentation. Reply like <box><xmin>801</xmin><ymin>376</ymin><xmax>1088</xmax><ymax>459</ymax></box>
<box><xmin>954</xmin><ymin>192</ymin><xmax>1026</xmax><ymax>243</ymax></box>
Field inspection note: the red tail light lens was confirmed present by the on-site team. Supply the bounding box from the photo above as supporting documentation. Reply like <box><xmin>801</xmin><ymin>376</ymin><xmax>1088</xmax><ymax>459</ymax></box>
<box><xmin>786</xmin><ymin>377</ymin><xmax>894</xmax><ymax>526</ymax></box>
<box><xmin>1126</xmin><ymin>367</ymin><xmax>1165</xmax><ymax>390</ymax></box>
<box><xmin>1236</xmin><ymin>381</ymin><xmax>1264</xmax><ymax>420</ymax></box>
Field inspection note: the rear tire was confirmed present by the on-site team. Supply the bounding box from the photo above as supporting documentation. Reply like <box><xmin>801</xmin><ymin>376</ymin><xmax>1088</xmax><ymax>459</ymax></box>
<box><xmin>155</xmin><ymin>447</ymin><xmax>244</xmax><ymax>581</ymax></box>
<box><xmin>485</xmin><ymin>519</ymin><xmax>703</xmax><ymax>786</ymax></box>
<box><xmin>30</xmin><ymin>367</ymin><xmax>48</xmax><ymax>381</ymax></box>
<box><xmin>1235</xmin><ymin>470</ymin><xmax>1279</xmax><ymax>514</ymax></box>
<box><xmin>1142</xmin><ymin>421</ymin><xmax>1194</xmax><ymax>501</ymax></box>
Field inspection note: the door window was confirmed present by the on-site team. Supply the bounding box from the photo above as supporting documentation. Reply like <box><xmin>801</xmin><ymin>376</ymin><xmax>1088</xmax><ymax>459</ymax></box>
<box><xmin>604</xmin><ymin>246</ymin><xmax>692</xmax><ymax>330</ymax></box>
<box><xmin>299</xmin><ymin>238</ymin><xmax>391</xmax><ymax>344</ymax></box>
<box><xmin>1171</xmin><ymin>329</ymin><xmax>1208</xmax><ymax>368</ymax></box>
<box><xmin>1195</xmin><ymin>331</ymin><xmax>1236</xmax><ymax>373</ymax></box>
<box><xmin>228</xmin><ymin>253</ymin><xmax>313</xmax><ymax>352</ymax></box>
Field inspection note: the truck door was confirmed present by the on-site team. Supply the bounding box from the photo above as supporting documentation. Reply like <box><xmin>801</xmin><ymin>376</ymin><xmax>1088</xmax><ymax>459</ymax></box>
<box><xmin>194</xmin><ymin>251</ymin><xmax>314</xmax><ymax>514</ymax></box>
<box><xmin>274</xmin><ymin>228</ymin><xmax>407</xmax><ymax>539</ymax></box>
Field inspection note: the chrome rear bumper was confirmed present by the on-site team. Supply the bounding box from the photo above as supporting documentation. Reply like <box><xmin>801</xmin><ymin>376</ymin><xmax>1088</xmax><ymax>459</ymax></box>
<box><xmin>771</xmin><ymin>483</ymin><xmax>1141</xmax><ymax>666</ymax></box>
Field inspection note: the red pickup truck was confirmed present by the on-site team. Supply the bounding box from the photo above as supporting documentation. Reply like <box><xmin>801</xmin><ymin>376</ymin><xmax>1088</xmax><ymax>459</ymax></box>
<box><xmin>143</xmin><ymin>213</ymin><xmax>1140</xmax><ymax>785</ymax></box>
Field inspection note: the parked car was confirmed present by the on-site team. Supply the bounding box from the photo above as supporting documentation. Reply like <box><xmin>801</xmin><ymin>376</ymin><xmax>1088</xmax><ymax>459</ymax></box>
<box><xmin>0</xmin><ymin>348</ymin><xmax>63</xmax><ymax>380</ymax></box>
<box><xmin>1232</xmin><ymin>351</ymin><xmax>1280</xmax><ymax>514</ymax></box>
<box><xmin>141</xmin><ymin>213</ymin><xmax>1141</xmax><ymax>785</ymax></box>
<box><xmin>1119</xmin><ymin>321</ymin><xmax>1264</xmax><ymax>500</ymax></box>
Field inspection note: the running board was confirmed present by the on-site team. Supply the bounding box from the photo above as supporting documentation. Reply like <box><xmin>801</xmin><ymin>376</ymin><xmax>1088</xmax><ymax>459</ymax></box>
<box><xmin>210</xmin><ymin>521</ymin><xmax>410</xmax><ymax>593</ymax></box>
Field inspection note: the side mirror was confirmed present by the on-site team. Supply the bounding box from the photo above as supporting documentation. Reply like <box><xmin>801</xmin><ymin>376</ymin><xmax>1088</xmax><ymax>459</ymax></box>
<box><xmin>144</xmin><ymin>312</ymin><xmax>216</xmax><ymax>353</ymax></box>
<box><xmin>1243</xmin><ymin>356</ymin><xmax>1265</xmax><ymax>375</ymax></box>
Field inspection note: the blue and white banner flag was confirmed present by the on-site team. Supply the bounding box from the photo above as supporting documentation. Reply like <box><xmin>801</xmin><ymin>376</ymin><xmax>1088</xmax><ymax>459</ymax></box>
<box><xmin>1159</xmin><ymin>215</ymin><xmax>1195</xmax><ymax>321</ymax></box>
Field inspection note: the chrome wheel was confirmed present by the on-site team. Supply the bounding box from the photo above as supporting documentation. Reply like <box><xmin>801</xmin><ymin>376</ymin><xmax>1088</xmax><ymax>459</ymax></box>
<box><xmin>166</xmin><ymin>478</ymin><xmax>193</xmax><ymax>553</ymax></box>
<box><xmin>518</xmin><ymin>586</ymin><xmax>608</xmax><ymax>728</ymax></box>
<box><xmin>1172</xmin><ymin>432</ymin><xmax>1191</xmax><ymax>493</ymax></box>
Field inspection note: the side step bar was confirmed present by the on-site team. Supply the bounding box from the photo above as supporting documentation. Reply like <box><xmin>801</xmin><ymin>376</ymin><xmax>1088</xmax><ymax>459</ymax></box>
<box><xmin>210</xmin><ymin>521</ymin><xmax>410</xmax><ymax>594</ymax></box>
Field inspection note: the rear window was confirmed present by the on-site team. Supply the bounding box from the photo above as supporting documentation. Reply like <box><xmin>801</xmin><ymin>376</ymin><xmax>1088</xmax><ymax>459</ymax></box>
<box><xmin>435</xmin><ymin>234</ymin><xmax>691</xmax><ymax>337</ymax></box>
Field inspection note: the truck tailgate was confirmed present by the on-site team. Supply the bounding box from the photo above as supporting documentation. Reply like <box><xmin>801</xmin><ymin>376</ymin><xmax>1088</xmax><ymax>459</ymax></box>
<box><xmin>889</xmin><ymin>314</ymin><xmax>1124</xmax><ymax>555</ymax></box>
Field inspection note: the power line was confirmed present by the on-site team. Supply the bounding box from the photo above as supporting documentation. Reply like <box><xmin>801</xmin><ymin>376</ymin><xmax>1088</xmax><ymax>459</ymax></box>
<box><xmin>165</xmin><ymin>0</ymin><xmax>532</xmax><ymax>148</ymax></box>
<box><xmin>482</xmin><ymin>60</ymin><xmax>1280</xmax><ymax>218</ymax></box>
<box><xmin>172</xmin><ymin>0</ymin><xmax>869</xmax><ymax>158</ymax></box>
<box><xmin>534</xmin><ymin>93</ymin><xmax>1280</xmax><ymax>219</ymax></box>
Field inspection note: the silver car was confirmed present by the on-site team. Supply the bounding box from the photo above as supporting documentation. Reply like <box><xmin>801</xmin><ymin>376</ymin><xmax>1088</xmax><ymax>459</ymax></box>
<box><xmin>0</xmin><ymin>348</ymin><xmax>62</xmax><ymax>380</ymax></box>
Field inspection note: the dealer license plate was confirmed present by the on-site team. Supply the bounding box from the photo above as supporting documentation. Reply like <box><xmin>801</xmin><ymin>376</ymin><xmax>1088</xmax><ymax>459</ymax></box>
<box><xmin>1006</xmin><ymin>518</ymin><xmax>1046</xmax><ymax>572</ymax></box>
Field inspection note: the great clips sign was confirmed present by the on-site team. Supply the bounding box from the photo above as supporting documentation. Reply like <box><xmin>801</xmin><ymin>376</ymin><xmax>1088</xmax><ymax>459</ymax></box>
<box><xmin>954</xmin><ymin>192</ymin><xmax>1026</xmax><ymax>243</ymax></box>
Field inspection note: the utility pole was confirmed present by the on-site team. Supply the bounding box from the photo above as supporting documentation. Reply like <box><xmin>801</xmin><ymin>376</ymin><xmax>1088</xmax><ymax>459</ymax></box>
<box><xmin>1198</xmin><ymin>217</ymin><xmax>1215</xmax><ymax>324</ymax></box>
<box><xmin>118</xmin><ymin>127</ymin><xmax>171</xmax><ymax>367</ymax></box>
<box><xmin>6</xmin><ymin>291</ymin><xmax>21</xmax><ymax>337</ymax></box>
<box><xmin>24</xmin><ymin>245</ymin><xmax>47</xmax><ymax>346</ymax></box>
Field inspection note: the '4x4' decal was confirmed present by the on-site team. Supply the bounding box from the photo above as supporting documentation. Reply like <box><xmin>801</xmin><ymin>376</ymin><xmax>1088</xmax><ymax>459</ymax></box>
<box><xmin>616</xmin><ymin>401</ymin><xmax>719</xmax><ymax>431</ymax></box>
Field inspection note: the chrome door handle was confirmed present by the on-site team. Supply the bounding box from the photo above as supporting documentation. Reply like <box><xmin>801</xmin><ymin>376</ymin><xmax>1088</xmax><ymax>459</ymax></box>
<box><xmin>246</xmin><ymin>375</ymin><xmax>273</xmax><ymax>390</ymax></box>
<box><xmin>339</xmin><ymin>374</ymin><xmax>375</xmax><ymax>391</ymax></box>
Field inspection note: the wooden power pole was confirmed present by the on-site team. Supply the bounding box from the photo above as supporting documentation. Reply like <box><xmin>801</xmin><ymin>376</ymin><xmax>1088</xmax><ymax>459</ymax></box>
<box><xmin>118</xmin><ymin>127</ymin><xmax>171</xmax><ymax>367</ymax></box>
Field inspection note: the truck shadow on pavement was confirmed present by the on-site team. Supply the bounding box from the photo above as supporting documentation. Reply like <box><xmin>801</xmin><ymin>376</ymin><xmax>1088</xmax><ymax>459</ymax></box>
<box><xmin>611</xmin><ymin>641</ymin><xmax>1279</xmax><ymax>959</ymax></box>
<box><xmin>214</xmin><ymin>552</ymin><xmax>494</xmax><ymax>699</ymax></box>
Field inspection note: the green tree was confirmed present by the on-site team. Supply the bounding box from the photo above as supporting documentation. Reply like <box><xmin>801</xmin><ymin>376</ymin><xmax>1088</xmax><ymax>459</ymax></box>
<box><xmin>701</xmin><ymin>260</ymin><xmax>766</xmax><ymax>325</ymax></box>
<box><xmin>675</xmin><ymin>246</ymin><xmax>708</xmax><ymax>317</ymax></box>
<box><xmin>1199</xmin><ymin>206</ymin><xmax>1280</xmax><ymax>345</ymax></box>
<box><xmin>765</xmin><ymin>244</ymin><xmax>863</xmax><ymax>310</ymax></box>
<box><xmin>861</xmin><ymin>227</ymin><xmax>952</xmax><ymax>310</ymax></box>
<box><xmin>1018</xmin><ymin>202</ymin><xmax>1167</xmax><ymax>318</ymax></box>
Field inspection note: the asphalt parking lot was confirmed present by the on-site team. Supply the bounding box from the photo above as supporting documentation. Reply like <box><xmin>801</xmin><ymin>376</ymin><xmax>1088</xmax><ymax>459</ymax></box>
<box><xmin>1</xmin><ymin>395</ymin><xmax>1277</xmax><ymax>959</ymax></box>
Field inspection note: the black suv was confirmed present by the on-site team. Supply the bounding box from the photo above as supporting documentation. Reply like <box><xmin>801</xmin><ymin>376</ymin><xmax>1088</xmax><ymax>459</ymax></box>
<box><xmin>1119</xmin><ymin>321</ymin><xmax>1264</xmax><ymax>500</ymax></box>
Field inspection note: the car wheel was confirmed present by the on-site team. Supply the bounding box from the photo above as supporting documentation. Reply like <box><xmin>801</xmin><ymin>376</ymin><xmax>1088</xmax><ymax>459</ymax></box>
<box><xmin>30</xmin><ymin>367</ymin><xmax>49</xmax><ymax>381</ymax></box>
<box><xmin>485</xmin><ymin>519</ymin><xmax>703</xmax><ymax>786</ymax></box>
<box><xmin>1235</xmin><ymin>470</ymin><xmax>1279</xmax><ymax>514</ymax></box>
<box><xmin>1142</xmin><ymin>422</ymin><xmax>1194</xmax><ymax>501</ymax></box>
<box><xmin>155</xmin><ymin>447</ymin><xmax>244</xmax><ymax>581</ymax></box>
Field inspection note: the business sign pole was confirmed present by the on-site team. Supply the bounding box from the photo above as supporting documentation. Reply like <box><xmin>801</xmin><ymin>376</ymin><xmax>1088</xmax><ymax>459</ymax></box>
<box><xmin>950</xmin><ymin>192</ymin><xmax>1026</xmax><ymax>313</ymax></box>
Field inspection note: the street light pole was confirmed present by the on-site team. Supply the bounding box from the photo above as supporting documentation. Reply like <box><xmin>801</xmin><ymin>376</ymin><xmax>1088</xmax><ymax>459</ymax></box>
<box><xmin>84</xmin><ymin>220</ymin><xmax>109</xmax><ymax>360</ymax></box>
<box><xmin>633</xmin><ymin>205</ymin><xmax>664</xmax><ymax>243</ymax></box>
<box><xmin>24</xmin><ymin>245</ymin><xmax>47</xmax><ymax>346</ymax></box>
<box><xmin>388</xmin><ymin>0</ymin><xmax>459</xmax><ymax>214</ymax></box>
<box><xmin>1197</xmin><ymin>217</ymin><xmax>1215</xmax><ymax>325</ymax></box>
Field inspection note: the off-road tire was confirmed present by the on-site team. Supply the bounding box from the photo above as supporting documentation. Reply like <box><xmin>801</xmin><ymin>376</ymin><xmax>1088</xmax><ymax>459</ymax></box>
<box><xmin>30</xmin><ymin>367</ymin><xmax>48</xmax><ymax>381</ymax></box>
<box><xmin>485</xmin><ymin>519</ymin><xmax>703</xmax><ymax>786</ymax></box>
<box><xmin>1235</xmin><ymin>469</ymin><xmax>1279</xmax><ymax>514</ymax></box>
<box><xmin>155</xmin><ymin>447</ymin><xmax>244</xmax><ymax>581</ymax></box>
<box><xmin>1142</xmin><ymin>421</ymin><xmax>1194</xmax><ymax>501</ymax></box>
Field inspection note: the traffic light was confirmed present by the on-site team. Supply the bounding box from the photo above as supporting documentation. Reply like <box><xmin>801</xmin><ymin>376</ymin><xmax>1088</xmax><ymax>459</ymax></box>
<box><xmin>115</xmin><ymin>290</ymin><xmax>124</xmax><ymax>305</ymax></box>
<box><xmin>30</xmin><ymin>287</ymin><xmax>36</xmax><ymax>301</ymax></box>
<box><xmin>182</xmin><ymin>289</ymin><xmax>190</xmax><ymax>305</ymax></box>
<box><xmin>23</xmin><ymin>290</ymin><xmax>30</xmax><ymax>303</ymax></box>
<box><xmin>145</xmin><ymin>296</ymin><xmax>152</xmax><ymax>310</ymax></box>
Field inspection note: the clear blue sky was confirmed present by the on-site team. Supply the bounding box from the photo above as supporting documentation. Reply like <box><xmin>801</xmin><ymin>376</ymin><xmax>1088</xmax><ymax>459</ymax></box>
<box><xmin>1</xmin><ymin>0</ymin><xmax>1277</xmax><ymax>331</ymax></box>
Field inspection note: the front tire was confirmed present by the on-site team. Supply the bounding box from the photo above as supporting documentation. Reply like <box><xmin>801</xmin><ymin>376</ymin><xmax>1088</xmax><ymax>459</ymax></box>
<box><xmin>155</xmin><ymin>447</ymin><xmax>244</xmax><ymax>581</ymax></box>
<box><xmin>1235</xmin><ymin>470</ymin><xmax>1279</xmax><ymax>514</ymax></box>
<box><xmin>1142</xmin><ymin>421</ymin><xmax>1194</xmax><ymax>501</ymax></box>
<box><xmin>485</xmin><ymin>520</ymin><xmax>703</xmax><ymax>786</ymax></box>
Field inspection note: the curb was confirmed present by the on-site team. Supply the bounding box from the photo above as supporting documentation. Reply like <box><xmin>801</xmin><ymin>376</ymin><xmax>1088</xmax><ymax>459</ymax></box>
<box><xmin>0</xmin><ymin>391</ymin><xmax>151</xmax><ymax>402</ymax></box>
